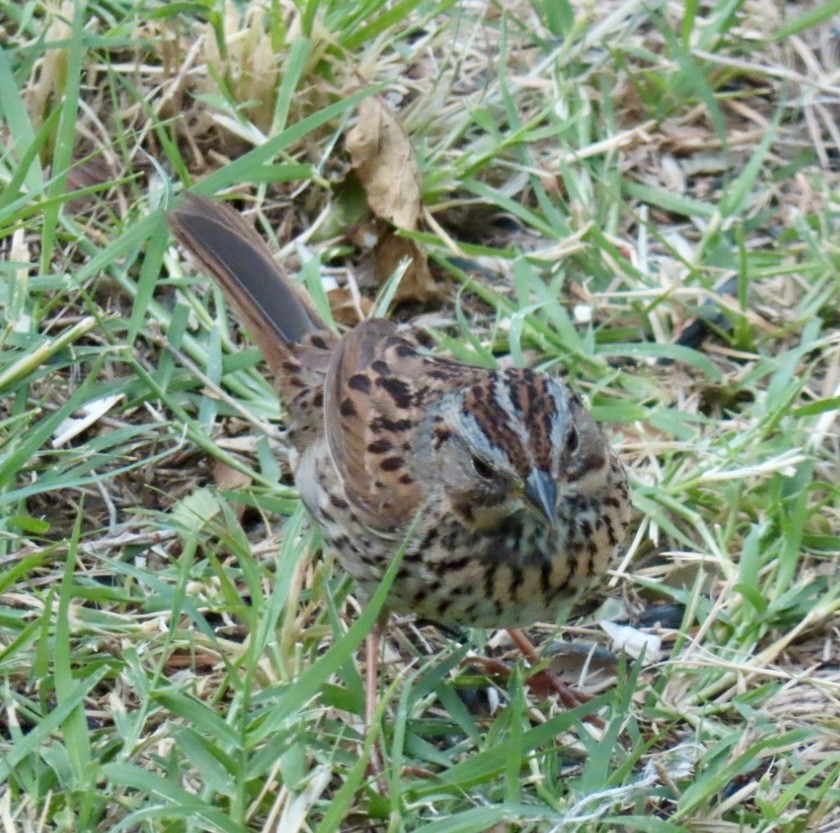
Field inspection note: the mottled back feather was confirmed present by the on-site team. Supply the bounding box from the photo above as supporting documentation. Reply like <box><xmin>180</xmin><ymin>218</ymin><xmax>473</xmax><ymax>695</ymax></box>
<box><xmin>323</xmin><ymin>323</ymin><xmax>481</xmax><ymax>527</ymax></box>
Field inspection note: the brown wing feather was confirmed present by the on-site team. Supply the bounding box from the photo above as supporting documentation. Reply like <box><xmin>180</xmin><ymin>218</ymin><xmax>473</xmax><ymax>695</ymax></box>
<box><xmin>323</xmin><ymin>323</ymin><xmax>484</xmax><ymax>527</ymax></box>
<box><xmin>323</xmin><ymin>321</ymin><xmax>425</xmax><ymax>527</ymax></box>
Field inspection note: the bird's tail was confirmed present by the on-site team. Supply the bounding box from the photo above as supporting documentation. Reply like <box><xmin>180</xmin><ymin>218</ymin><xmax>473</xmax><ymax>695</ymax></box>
<box><xmin>167</xmin><ymin>193</ymin><xmax>325</xmax><ymax>377</ymax></box>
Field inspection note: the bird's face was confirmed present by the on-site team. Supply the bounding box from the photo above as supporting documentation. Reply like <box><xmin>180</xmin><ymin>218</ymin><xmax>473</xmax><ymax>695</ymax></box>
<box><xmin>417</xmin><ymin>369</ymin><xmax>610</xmax><ymax>533</ymax></box>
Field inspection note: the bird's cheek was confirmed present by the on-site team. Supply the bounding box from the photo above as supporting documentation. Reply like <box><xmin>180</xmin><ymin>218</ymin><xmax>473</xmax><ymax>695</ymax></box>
<box><xmin>567</xmin><ymin>465</ymin><xmax>609</xmax><ymax>494</ymax></box>
<box><xmin>452</xmin><ymin>494</ymin><xmax>517</xmax><ymax>532</ymax></box>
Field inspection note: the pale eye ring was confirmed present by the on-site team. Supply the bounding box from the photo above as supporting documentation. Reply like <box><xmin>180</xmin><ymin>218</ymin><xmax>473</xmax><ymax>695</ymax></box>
<box><xmin>471</xmin><ymin>455</ymin><xmax>494</xmax><ymax>479</ymax></box>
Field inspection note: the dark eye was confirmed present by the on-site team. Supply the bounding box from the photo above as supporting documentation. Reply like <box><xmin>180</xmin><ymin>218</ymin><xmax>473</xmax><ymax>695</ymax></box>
<box><xmin>471</xmin><ymin>455</ymin><xmax>494</xmax><ymax>479</ymax></box>
<box><xmin>566</xmin><ymin>426</ymin><xmax>579</xmax><ymax>453</ymax></box>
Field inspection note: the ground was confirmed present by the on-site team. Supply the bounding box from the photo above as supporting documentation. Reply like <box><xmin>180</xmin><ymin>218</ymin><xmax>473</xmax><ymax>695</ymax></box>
<box><xmin>1</xmin><ymin>1</ymin><xmax>839</xmax><ymax>831</ymax></box>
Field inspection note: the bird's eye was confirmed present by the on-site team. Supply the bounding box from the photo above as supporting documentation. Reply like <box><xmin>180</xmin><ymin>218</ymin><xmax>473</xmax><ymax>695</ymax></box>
<box><xmin>471</xmin><ymin>455</ymin><xmax>494</xmax><ymax>479</ymax></box>
<box><xmin>566</xmin><ymin>426</ymin><xmax>579</xmax><ymax>453</ymax></box>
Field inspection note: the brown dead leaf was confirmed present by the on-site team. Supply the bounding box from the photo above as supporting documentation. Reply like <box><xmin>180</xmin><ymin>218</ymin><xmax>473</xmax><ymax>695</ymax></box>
<box><xmin>66</xmin><ymin>156</ymin><xmax>115</xmax><ymax>214</ymax></box>
<box><xmin>212</xmin><ymin>459</ymin><xmax>252</xmax><ymax>492</ymax></box>
<box><xmin>346</xmin><ymin>96</ymin><xmax>422</xmax><ymax>230</ymax></box>
<box><xmin>345</xmin><ymin>99</ymin><xmax>437</xmax><ymax>304</ymax></box>
<box><xmin>375</xmin><ymin>231</ymin><xmax>439</xmax><ymax>305</ymax></box>
<box><xmin>327</xmin><ymin>286</ymin><xmax>373</xmax><ymax>327</ymax></box>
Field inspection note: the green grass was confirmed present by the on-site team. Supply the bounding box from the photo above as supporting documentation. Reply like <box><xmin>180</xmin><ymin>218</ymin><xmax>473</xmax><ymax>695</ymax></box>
<box><xmin>2</xmin><ymin>0</ymin><xmax>840</xmax><ymax>830</ymax></box>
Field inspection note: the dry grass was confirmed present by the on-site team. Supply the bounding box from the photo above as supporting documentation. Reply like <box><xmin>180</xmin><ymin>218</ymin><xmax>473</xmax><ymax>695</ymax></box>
<box><xmin>1</xmin><ymin>0</ymin><xmax>839</xmax><ymax>831</ymax></box>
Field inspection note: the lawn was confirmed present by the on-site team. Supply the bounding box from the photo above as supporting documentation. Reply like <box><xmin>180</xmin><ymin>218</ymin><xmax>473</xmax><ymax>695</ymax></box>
<box><xmin>1</xmin><ymin>1</ymin><xmax>839</xmax><ymax>831</ymax></box>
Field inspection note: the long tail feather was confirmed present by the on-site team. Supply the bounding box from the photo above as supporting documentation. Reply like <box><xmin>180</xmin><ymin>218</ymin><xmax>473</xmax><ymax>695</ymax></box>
<box><xmin>167</xmin><ymin>193</ymin><xmax>323</xmax><ymax>375</ymax></box>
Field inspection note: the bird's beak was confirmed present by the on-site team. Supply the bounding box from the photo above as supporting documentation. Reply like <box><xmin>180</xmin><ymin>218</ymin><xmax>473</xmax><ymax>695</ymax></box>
<box><xmin>524</xmin><ymin>469</ymin><xmax>558</xmax><ymax>527</ymax></box>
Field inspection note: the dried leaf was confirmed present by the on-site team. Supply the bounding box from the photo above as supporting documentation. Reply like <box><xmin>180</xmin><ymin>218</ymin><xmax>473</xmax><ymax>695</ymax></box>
<box><xmin>545</xmin><ymin>641</ymin><xmax>618</xmax><ymax>693</ymax></box>
<box><xmin>327</xmin><ymin>286</ymin><xmax>373</xmax><ymax>327</ymax></box>
<box><xmin>66</xmin><ymin>156</ymin><xmax>114</xmax><ymax>213</ymax></box>
<box><xmin>346</xmin><ymin>97</ymin><xmax>422</xmax><ymax>230</ymax></box>
<box><xmin>345</xmin><ymin>97</ymin><xmax>437</xmax><ymax>304</ymax></box>
<box><xmin>212</xmin><ymin>459</ymin><xmax>252</xmax><ymax>491</ymax></box>
<box><xmin>374</xmin><ymin>231</ymin><xmax>438</xmax><ymax>305</ymax></box>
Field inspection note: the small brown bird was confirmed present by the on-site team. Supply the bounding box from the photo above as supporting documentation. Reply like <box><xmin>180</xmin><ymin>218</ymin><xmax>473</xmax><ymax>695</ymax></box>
<box><xmin>168</xmin><ymin>193</ymin><xmax>631</xmax><ymax>716</ymax></box>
